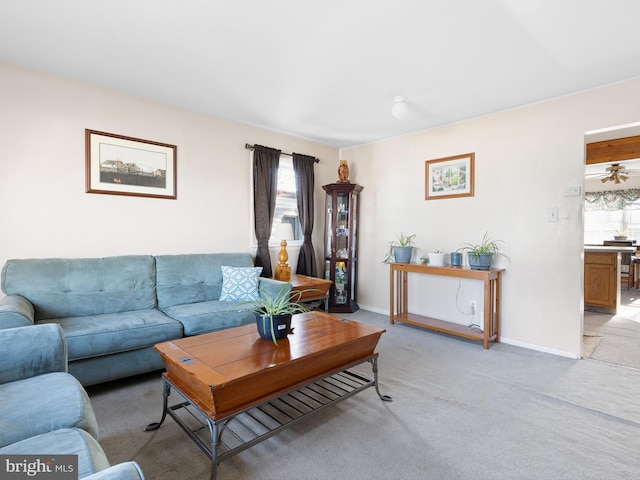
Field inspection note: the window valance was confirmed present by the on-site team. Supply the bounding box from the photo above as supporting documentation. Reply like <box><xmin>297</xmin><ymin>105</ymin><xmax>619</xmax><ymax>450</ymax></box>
<box><xmin>585</xmin><ymin>189</ymin><xmax>640</xmax><ymax>211</ymax></box>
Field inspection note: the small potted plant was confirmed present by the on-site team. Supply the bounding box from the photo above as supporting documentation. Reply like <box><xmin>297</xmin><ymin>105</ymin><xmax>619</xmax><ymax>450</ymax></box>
<box><xmin>238</xmin><ymin>284</ymin><xmax>312</xmax><ymax>346</ymax></box>
<box><xmin>427</xmin><ymin>249</ymin><xmax>446</xmax><ymax>267</ymax></box>
<box><xmin>450</xmin><ymin>250</ymin><xmax>463</xmax><ymax>267</ymax></box>
<box><xmin>614</xmin><ymin>229</ymin><xmax>629</xmax><ymax>241</ymax></box>
<box><xmin>461</xmin><ymin>232</ymin><xmax>508</xmax><ymax>270</ymax></box>
<box><xmin>383</xmin><ymin>233</ymin><xmax>417</xmax><ymax>264</ymax></box>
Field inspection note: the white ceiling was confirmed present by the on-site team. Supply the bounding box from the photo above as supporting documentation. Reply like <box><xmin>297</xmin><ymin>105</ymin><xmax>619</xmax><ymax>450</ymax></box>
<box><xmin>3</xmin><ymin>0</ymin><xmax>640</xmax><ymax>149</ymax></box>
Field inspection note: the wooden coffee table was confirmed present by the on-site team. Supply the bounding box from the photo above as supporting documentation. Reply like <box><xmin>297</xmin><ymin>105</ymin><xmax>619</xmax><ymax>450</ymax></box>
<box><xmin>146</xmin><ymin>311</ymin><xmax>390</xmax><ymax>480</ymax></box>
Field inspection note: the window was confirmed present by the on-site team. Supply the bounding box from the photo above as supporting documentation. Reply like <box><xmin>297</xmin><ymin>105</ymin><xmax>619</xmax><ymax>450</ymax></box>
<box><xmin>584</xmin><ymin>189</ymin><xmax>640</xmax><ymax>244</ymax></box>
<box><xmin>584</xmin><ymin>209</ymin><xmax>625</xmax><ymax>244</ymax></box>
<box><xmin>270</xmin><ymin>156</ymin><xmax>301</xmax><ymax>243</ymax></box>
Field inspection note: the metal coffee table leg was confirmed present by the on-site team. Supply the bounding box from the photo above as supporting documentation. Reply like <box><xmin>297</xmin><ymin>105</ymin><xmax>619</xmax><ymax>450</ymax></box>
<box><xmin>146</xmin><ymin>356</ymin><xmax>391</xmax><ymax>479</ymax></box>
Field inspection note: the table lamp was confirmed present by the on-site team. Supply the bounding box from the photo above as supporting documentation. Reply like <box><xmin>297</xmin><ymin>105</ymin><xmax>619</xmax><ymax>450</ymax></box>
<box><xmin>274</xmin><ymin>222</ymin><xmax>294</xmax><ymax>281</ymax></box>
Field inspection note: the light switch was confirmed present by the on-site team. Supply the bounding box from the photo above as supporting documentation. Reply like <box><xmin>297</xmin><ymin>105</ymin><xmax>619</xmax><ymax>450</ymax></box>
<box><xmin>547</xmin><ymin>207</ymin><xmax>559</xmax><ymax>222</ymax></box>
<box><xmin>564</xmin><ymin>185</ymin><xmax>582</xmax><ymax>197</ymax></box>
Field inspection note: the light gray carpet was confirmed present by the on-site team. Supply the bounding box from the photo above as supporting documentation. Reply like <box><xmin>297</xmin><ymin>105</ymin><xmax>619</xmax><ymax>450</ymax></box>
<box><xmin>88</xmin><ymin>310</ymin><xmax>640</xmax><ymax>480</ymax></box>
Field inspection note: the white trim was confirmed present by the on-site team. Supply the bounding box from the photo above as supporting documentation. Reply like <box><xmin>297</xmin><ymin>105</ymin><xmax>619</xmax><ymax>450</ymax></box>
<box><xmin>499</xmin><ymin>337</ymin><xmax>580</xmax><ymax>359</ymax></box>
<box><xmin>358</xmin><ymin>304</ymin><xmax>388</xmax><ymax>316</ymax></box>
<box><xmin>359</xmin><ymin>304</ymin><xmax>581</xmax><ymax>359</ymax></box>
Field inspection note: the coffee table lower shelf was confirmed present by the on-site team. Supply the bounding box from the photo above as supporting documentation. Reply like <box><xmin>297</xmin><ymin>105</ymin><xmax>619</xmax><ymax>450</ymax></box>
<box><xmin>145</xmin><ymin>355</ymin><xmax>391</xmax><ymax>480</ymax></box>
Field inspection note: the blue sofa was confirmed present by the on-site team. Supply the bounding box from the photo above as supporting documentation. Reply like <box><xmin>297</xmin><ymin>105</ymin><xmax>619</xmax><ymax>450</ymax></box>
<box><xmin>0</xmin><ymin>253</ymin><xmax>288</xmax><ymax>386</ymax></box>
<box><xmin>0</xmin><ymin>323</ymin><xmax>145</xmax><ymax>479</ymax></box>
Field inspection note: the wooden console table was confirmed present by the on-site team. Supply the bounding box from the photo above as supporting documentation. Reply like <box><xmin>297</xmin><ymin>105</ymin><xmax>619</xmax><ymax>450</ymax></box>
<box><xmin>389</xmin><ymin>263</ymin><xmax>504</xmax><ymax>349</ymax></box>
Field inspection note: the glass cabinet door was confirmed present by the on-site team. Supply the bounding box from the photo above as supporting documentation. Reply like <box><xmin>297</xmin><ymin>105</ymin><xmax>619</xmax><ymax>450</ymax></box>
<box><xmin>322</xmin><ymin>183</ymin><xmax>362</xmax><ymax>313</ymax></box>
<box><xmin>324</xmin><ymin>194</ymin><xmax>333</xmax><ymax>270</ymax></box>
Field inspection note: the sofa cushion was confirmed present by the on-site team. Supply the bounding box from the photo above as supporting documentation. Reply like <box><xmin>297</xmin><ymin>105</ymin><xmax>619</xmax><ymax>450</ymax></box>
<box><xmin>0</xmin><ymin>428</ymin><xmax>110</xmax><ymax>479</ymax></box>
<box><xmin>69</xmin><ymin>346</ymin><xmax>165</xmax><ymax>387</ymax></box>
<box><xmin>1</xmin><ymin>256</ymin><xmax>157</xmax><ymax>320</ymax></box>
<box><xmin>39</xmin><ymin>310</ymin><xmax>183</xmax><ymax>361</ymax></box>
<box><xmin>219</xmin><ymin>265</ymin><xmax>262</xmax><ymax>301</ymax></box>
<box><xmin>162</xmin><ymin>300</ymin><xmax>255</xmax><ymax>336</ymax></box>
<box><xmin>155</xmin><ymin>253</ymin><xmax>255</xmax><ymax>309</ymax></box>
<box><xmin>0</xmin><ymin>372</ymin><xmax>98</xmax><ymax>448</ymax></box>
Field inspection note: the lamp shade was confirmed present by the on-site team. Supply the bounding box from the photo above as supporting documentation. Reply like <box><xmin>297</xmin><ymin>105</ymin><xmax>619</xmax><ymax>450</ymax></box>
<box><xmin>275</xmin><ymin>222</ymin><xmax>294</xmax><ymax>241</ymax></box>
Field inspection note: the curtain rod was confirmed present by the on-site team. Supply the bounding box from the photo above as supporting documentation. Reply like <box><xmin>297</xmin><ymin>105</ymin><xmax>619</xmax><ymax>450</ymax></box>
<box><xmin>245</xmin><ymin>143</ymin><xmax>320</xmax><ymax>163</ymax></box>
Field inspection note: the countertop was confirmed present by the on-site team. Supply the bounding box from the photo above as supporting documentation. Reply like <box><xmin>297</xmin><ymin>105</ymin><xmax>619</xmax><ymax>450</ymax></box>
<box><xmin>584</xmin><ymin>245</ymin><xmax>637</xmax><ymax>253</ymax></box>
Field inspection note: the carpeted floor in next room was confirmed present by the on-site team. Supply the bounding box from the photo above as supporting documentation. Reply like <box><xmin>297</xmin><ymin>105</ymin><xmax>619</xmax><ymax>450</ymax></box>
<box><xmin>584</xmin><ymin>287</ymin><xmax>640</xmax><ymax>370</ymax></box>
<box><xmin>87</xmin><ymin>309</ymin><xmax>640</xmax><ymax>480</ymax></box>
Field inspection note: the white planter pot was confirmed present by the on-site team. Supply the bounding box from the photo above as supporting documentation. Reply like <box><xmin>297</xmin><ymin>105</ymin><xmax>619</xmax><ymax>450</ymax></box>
<box><xmin>428</xmin><ymin>252</ymin><xmax>445</xmax><ymax>267</ymax></box>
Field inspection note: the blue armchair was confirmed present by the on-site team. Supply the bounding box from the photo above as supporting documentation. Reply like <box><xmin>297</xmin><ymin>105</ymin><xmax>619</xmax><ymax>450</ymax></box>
<box><xmin>0</xmin><ymin>324</ymin><xmax>145</xmax><ymax>479</ymax></box>
<box><xmin>0</xmin><ymin>323</ymin><xmax>98</xmax><ymax>447</ymax></box>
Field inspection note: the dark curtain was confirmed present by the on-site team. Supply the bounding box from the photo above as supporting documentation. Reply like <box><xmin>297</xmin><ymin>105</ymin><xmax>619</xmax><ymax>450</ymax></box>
<box><xmin>253</xmin><ymin>145</ymin><xmax>280</xmax><ymax>277</ymax></box>
<box><xmin>293</xmin><ymin>153</ymin><xmax>318</xmax><ymax>277</ymax></box>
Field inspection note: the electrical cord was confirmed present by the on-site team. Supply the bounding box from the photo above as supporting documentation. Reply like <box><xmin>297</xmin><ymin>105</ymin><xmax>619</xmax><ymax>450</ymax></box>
<box><xmin>455</xmin><ymin>281</ymin><xmax>473</xmax><ymax>316</ymax></box>
<box><xmin>455</xmin><ymin>281</ymin><xmax>482</xmax><ymax>330</ymax></box>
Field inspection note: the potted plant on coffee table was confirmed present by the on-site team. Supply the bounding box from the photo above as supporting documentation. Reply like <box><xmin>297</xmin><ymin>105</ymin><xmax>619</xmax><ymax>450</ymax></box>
<box><xmin>383</xmin><ymin>232</ymin><xmax>417</xmax><ymax>264</ymax></box>
<box><xmin>239</xmin><ymin>284</ymin><xmax>312</xmax><ymax>346</ymax></box>
<box><xmin>461</xmin><ymin>232</ymin><xmax>508</xmax><ymax>270</ymax></box>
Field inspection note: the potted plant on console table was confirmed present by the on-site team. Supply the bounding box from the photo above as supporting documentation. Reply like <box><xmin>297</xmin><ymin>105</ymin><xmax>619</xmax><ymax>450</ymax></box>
<box><xmin>239</xmin><ymin>284</ymin><xmax>312</xmax><ymax>346</ymax></box>
<box><xmin>461</xmin><ymin>232</ymin><xmax>508</xmax><ymax>270</ymax></box>
<box><xmin>383</xmin><ymin>232</ymin><xmax>417</xmax><ymax>264</ymax></box>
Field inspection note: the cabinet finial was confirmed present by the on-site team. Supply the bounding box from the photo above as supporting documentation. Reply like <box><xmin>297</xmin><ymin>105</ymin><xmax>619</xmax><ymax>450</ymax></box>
<box><xmin>337</xmin><ymin>160</ymin><xmax>350</xmax><ymax>183</ymax></box>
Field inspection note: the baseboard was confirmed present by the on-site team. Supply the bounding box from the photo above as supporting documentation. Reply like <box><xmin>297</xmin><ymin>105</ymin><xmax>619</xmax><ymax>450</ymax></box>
<box><xmin>358</xmin><ymin>304</ymin><xmax>580</xmax><ymax>360</ymax></box>
<box><xmin>500</xmin><ymin>336</ymin><xmax>580</xmax><ymax>359</ymax></box>
<box><xmin>358</xmin><ymin>304</ymin><xmax>581</xmax><ymax>359</ymax></box>
<box><xmin>357</xmin><ymin>304</ymin><xmax>387</xmax><ymax>316</ymax></box>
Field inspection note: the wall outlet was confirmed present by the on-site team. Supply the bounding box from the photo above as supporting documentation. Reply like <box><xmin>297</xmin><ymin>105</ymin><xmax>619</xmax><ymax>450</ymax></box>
<box><xmin>470</xmin><ymin>300</ymin><xmax>476</xmax><ymax>314</ymax></box>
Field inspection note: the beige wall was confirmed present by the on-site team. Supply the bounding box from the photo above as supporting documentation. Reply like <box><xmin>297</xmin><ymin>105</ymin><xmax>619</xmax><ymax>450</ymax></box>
<box><xmin>343</xmin><ymin>77</ymin><xmax>640</xmax><ymax>357</ymax></box>
<box><xmin>0</xmin><ymin>63</ymin><xmax>338</xmax><ymax>281</ymax></box>
<box><xmin>4</xmin><ymin>61</ymin><xmax>640</xmax><ymax>358</ymax></box>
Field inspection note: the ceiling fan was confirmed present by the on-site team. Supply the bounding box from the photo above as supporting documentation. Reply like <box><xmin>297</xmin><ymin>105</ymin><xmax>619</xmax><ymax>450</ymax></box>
<box><xmin>600</xmin><ymin>164</ymin><xmax>629</xmax><ymax>184</ymax></box>
<box><xmin>585</xmin><ymin>159</ymin><xmax>640</xmax><ymax>184</ymax></box>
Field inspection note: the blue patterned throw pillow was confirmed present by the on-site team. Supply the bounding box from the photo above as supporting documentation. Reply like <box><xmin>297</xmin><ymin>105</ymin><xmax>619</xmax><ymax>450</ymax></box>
<box><xmin>219</xmin><ymin>265</ymin><xmax>263</xmax><ymax>301</ymax></box>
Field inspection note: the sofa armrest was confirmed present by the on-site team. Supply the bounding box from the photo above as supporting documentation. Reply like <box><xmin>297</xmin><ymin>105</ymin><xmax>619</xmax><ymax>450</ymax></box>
<box><xmin>0</xmin><ymin>295</ymin><xmax>35</xmax><ymax>329</ymax></box>
<box><xmin>82</xmin><ymin>462</ymin><xmax>145</xmax><ymax>480</ymax></box>
<box><xmin>258</xmin><ymin>277</ymin><xmax>292</xmax><ymax>299</ymax></box>
<box><xmin>0</xmin><ymin>323</ymin><xmax>68</xmax><ymax>384</ymax></box>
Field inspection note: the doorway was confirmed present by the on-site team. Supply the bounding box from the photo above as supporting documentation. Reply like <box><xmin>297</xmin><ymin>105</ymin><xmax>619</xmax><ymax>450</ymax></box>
<box><xmin>584</xmin><ymin>126</ymin><xmax>640</xmax><ymax>370</ymax></box>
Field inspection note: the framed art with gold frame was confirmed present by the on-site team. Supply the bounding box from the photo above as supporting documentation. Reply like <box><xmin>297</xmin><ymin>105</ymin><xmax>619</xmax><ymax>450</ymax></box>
<box><xmin>425</xmin><ymin>152</ymin><xmax>474</xmax><ymax>200</ymax></box>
